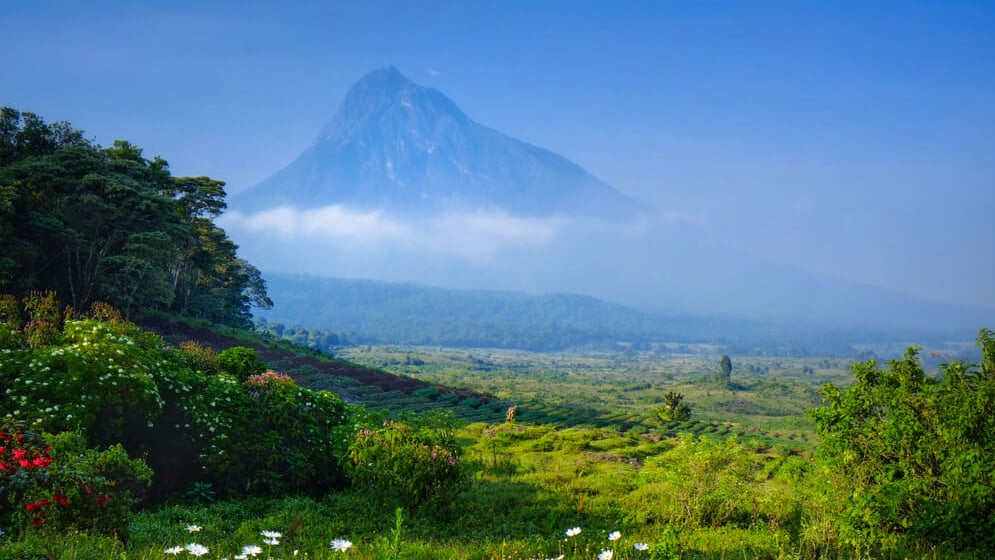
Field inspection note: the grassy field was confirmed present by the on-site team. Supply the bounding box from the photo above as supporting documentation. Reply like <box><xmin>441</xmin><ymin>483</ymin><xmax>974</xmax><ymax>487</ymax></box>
<box><xmin>337</xmin><ymin>346</ymin><xmax>856</xmax><ymax>444</ymax></box>
<box><xmin>5</xmin><ymin>325</ymin><xmax>985</xmax><ymax>560</ymax></box>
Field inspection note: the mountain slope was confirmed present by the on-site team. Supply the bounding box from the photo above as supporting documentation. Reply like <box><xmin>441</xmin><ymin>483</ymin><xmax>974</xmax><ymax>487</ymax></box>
<box><xmin>232</xmin><ymin>66</ymin><xmax>645</xmax><ymax>219</ymax></box>
<box><xmin>256</xmin><ymin>274</ymin><xmax>982</xmax><ymax>356</ymax></box>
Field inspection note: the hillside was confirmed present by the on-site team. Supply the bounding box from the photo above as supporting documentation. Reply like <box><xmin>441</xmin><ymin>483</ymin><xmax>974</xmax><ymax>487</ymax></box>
<box><xmin>258</xmin><ymin>274</ymin><xmax>968</xmax><ymax>357</ymax></box>
<box><xmin>137</xmin><ymin>315</ymin><xmax>507</xmax><ymax>422</ymax></box>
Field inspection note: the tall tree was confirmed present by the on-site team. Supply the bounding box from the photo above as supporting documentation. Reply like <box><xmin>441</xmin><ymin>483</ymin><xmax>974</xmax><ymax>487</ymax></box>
<box><xmin>0</xmin><ymin>107</ymin><xmax>271</xmax><ymax>325</ymax></box>
<box><xmin>716</xmin><ymin>355</ymin><xmax>732</xmax><ymax>388</ymax></box>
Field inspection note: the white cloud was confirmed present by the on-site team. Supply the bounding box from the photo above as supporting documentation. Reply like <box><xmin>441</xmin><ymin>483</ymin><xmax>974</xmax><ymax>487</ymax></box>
<box><xmin>221</xmin><ymin>205</ymin><xmax>407</xmax><ymax>242</ymax></box>
<box><xmin>220</xmin><ymin>205</ymin><xmax>568</xmax><ymax>261</ymax></box>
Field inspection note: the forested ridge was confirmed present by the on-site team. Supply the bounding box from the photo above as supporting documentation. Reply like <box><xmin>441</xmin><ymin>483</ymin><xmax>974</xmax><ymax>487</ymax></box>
<box><xmin>0</xmin><ymin>107</ymin><xmax>270</xmax><ymax>327</ymax></box>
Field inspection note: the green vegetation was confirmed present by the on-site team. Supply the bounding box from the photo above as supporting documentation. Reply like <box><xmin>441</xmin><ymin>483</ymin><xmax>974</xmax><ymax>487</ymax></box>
<box><xmin>2</xmin><ymin>108</ymin><xmax>994</xmax><ymax>559</ymax></box>
<box><xmin>5</xmin><ymin>303</ymin><xmax>992</xmax><ymax>557</ymax></box>
<box><xmin>0</xmin><ymin>107</ymin><xmax>270</xmax><ymax>328</ymax></box>
<box><xmin>259</xmin><ymin>274</ymin><xmax>935</xmax><ymax>356</ymax></box>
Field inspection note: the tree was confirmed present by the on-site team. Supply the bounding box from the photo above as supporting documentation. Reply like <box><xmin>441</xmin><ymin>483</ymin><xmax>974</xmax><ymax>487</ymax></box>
<box><xmin>716</xmin><ymin>355</ymin><xmax>732</xmax><ymax>388</ymax></box>
<box><xmin>0</xmin><ymin>107</ymin><xmax>271</xmax><ymax>326</ymax></box>
<box><xmin>807</xmin><ymin>328</ymin><xmax>995</xmax><ymax>551</ymax></box>
<box><xmin>654</xmin><ymin>391</ymin><xmax>691</xmax><ymax>422</ymax></box>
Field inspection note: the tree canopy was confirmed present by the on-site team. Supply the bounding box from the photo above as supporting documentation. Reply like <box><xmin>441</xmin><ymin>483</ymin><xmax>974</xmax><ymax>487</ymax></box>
<box><xmin>0</xmin><ymin>107</ymin><xmax>270</xmax><ymax>326</ymax></box>
<box><xmin>808</xmin><ymin>328</ymin><xmax>995</xmax><ymax>550</ymax></box>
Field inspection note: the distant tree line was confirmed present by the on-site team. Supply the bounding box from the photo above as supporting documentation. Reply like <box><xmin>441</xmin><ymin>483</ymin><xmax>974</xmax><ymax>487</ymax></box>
<box><xmin>0</xmin><ymin>108</ymin><xmax>270</xmax><ymax>326</ymax></box>
<box><xmin>259</xmin><ymin>275</ymin><xmax>893</xmax><ymax>355</ymax></box>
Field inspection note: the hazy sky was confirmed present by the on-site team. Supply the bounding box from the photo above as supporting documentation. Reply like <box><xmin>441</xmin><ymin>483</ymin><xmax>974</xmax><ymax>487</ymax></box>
<box><xmin>3</xmin><ymin>1</ymin><xmax>993</xmax><ymax>307</ymax></box>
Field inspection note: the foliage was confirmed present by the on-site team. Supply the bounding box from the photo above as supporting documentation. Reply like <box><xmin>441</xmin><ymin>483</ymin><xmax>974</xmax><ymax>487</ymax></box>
<box><xmin>0</xmin><ymin>107</ymin><xmax>271</xmax><ymax>327</ymax></box>
<box><xmin>346</xmin><ymin>411</ymin><xmax>469</xmax><ymax>509</ymax></box>
<box><xmin>218</xmin><ymin>346</ymin><xmax>266</xmax><ymax>382</ymax></box>
<box><xmin>808</xmin><ymin>329</ymin><xmax>995</xmax><ymax>551</ymax></box>
<box><xmin>0</xmin><ymin>423</ymin><xmax>152</xmax><ymax>538</ymax></box>
<box><xmin>204</xmin><ymin>370</ymin><xmax>349</xmax><ymax>496</ymax></box>
<box><xmin>0</xmin><ymin>311</ymin><xmax>351</xmax><ymax>499</ymax></box>
<box><xmin>652</xmin><ymin>391</ymin><xmax>691</xmax><ymax>422</ymax></box>
<box><xmin>717</xmin><ymin>355</ymin><xmax>732</xmax><ymax>388</ymax></box>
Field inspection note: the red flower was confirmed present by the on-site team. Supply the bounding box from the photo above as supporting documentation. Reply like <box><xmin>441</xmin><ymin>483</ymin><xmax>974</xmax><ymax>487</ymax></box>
<box><xmin>12</xmin><ymin>449</ymin><xmax>26</xmax><ymax>460</ymax></box>
<box><xmin>31</xmin><ymin>517</ymin><xmax>43</xmax><ymax>527</ymax></box>
<box><xmin>31</xmin><ymin>456</ymin><xmax>51</xmax><ymax>469</ymax></box>
<box><xmin>53</xmin><ymin>494</ymin><xmax>69</xmax><ymax>507</ymax></box>
<box><xmin>94</xmin><ymin>494</ymin><xmax>110</xmax><ymax>505</ymax></box>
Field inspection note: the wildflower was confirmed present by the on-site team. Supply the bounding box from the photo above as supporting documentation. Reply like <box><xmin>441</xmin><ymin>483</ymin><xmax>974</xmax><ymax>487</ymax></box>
<box><xmin>186</xmin><ymin>543</ymin><xmax>209</xmax><ymax>556</ymax></box>
<box><xmin>263</xmin><ymin>537</ymin><xmax>280</xmax><ymax>545</ymax></box>
<box><xmin>240</xmin><ymin>545</ymin><xmax>263</xmax><ymax>557</ymax></box>
<box><xmin>164</xmin><ymin>546</ymin><xmax>184</xmax><ymax>555</ymax></box>
<box><xmin>566</xmin><ymin>527</ymin><xmax>581</xmax><ymax>537</ymax></box>
<box><xmin>598</xmin><ymin>550</ymin><xmax>614</xmax><ymax>560</ymax></box>
<box><xmin>634</xmin><ymin>542</ymin><xmax>650</xmax><ymax>551</ymax></box>
<box><xmin>186</xmin><ymin>524</ymin><xmax>202</xmax><ymax>533</ymax></box>
<box><xmin>330</xmin><ymin>538</ymin><xmax>353</xmax><ymax>552</ymax></box>
<box><xmin>608</xmin><ymin>531</ymin><xmax>621</xmax><ymax>541</ymax></box>
<box><xmin>261</xmin><ymin>530</ymin><xmax>282</xmax><ymax>539</ymax></box>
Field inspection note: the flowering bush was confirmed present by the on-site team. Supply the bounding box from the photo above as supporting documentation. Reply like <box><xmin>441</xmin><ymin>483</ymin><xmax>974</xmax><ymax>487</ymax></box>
<box><xmin>0</xmin><ymin>318</ymin><xmax>165</xmax><ymax>445</ymax></box>
<box><xmin>199</xmin><ymin>370</ymin><xmax>349</xmax><ymax>496</ymax></box>
<box><xmin>346</xmin><ymin>411</ymin><xmax>468</xmax><ymax>508</ymax></box>
<box><xmin>0</xmin><ymin>423</ymin><xmax>151</xmax><ymax>537</ymax></box>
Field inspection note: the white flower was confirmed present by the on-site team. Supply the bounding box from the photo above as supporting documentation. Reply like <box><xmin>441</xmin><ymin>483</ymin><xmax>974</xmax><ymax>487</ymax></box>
<box><xmin>634</xmin><ymin>542</ymin><xmax>650</xmax><ymax>551</ymax></box>
<box><xmin>164</xmin><ymin>546</ymin><xmax>184</xmax><ymax>555</ymax></box>
<box><xmin>186</xmin><ymin>524</ymin><xmax>202</xmax><ymax>533</ymax></box>
<box><xmin>608</xmin><ymin>531</ymin><xmax>621</xmax><ymax>541</ymax></box>
<box><xmin>261</xmin><ymin>530</ymin><xmax>282</xmax><ymax>539</ymax></box>
<box><xmin>241</xmin><ymin>544</ymin><xmax>263</xmax><ymax>557</ymax></box>
<box><xmin>566</xmin><ymin>527</ymin><xmax>582</xmax><ymax>537</ymax></box>
<box><xmin>330</xmin><ymin>538</ymin><xmax>353</xmax><ymax>552</ymax></box>
<box><xmin>186</xmin><ymin>542</ymin><xmax>209</xmax><ymax>556</ymax></box>
<box><xmin>598</xmin><ymin>550</ymin><xmax>614</xmax><ymax>560</ymax></box>
<box><xmin>263</xmin><ymin>537</ymin><xmax>280</xmax><ymax>546</ymax></box>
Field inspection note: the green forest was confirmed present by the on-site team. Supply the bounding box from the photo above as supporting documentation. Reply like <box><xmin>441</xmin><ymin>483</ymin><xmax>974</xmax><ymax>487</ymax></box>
<box><xmin>2</xmin><ymin>109</ymin><xmax>995</xmax><ymax>559</ymax></box>
<box><xmin>0</xmin><ymin>108</ymin><xmax>271</xmax><ymax>327</ymax></box>
<box><xmin>259</xmin><ymin>275</ymin><xmax>949</xmax><ymax>357</ymax></box>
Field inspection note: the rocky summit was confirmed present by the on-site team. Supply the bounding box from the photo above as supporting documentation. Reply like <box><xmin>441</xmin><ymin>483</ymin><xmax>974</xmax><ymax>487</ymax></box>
<box><xmin>232</xmin><ymin>67</ymin><xmax>646</xmax><ymax>219</ymax></box>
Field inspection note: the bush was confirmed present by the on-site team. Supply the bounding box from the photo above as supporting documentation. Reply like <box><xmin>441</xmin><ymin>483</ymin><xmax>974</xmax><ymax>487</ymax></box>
<box><xmin>218</xmin><ymin>346</ymin><xmax>266</xmax><ymax>382</ymax></box>
<box><xmin>346</xmin><ymin>412</ymin><xmax>468</xmax><ymax>509</ymax></box>
<box><xmin>808</xmin><ymin>330</ymin><xmax>995</xmax><ymax>552</ymax></box>
<box><xmin>0</xmin><ymin>318</ymin><xmax>166</xmax><ymax>447</ymax></box>
<box><xmin>198</xmin><ymin>370</ymin><xmax>349</xmax><ymax>496</ymax></box>
<box><xmin>0</xmin><ymin>423</ymin><xmax>152</xmax><ymax>537</ymax></box>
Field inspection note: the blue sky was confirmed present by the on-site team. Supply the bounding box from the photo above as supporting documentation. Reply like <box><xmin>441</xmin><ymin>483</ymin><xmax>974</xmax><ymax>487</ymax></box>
<box><xmin>3</xmin><ymin>1</ymin><xmax>993</xmax><ymax>307</ymax></box>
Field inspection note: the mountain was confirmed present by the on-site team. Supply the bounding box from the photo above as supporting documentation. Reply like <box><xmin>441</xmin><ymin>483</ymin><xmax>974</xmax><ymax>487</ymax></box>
<box><xmin>220</xmin><ymin>67</ymin><xmax>993</xmax><ymax>339</ymax></box>
<box><xmin>232</xmin><ymin>66</ymin><xmax>645</xmax><ymax>219</ymax></box>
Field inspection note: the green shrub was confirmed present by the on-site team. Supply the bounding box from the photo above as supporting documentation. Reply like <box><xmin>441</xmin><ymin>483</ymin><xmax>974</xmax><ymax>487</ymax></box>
<box><xmin>177</xmin><ymin>340</ymin><xmax>221</xmax><ymax>375</ymax></box>
<box><xmin>218</xmin><ymin>346</ymin><xmax>266</xmax><ymax>382</ymax></box>
<box><xmin>346</xmin><ymin>412</ymin><xmax>468</xmax><ymax>509</ymax></box>
<box><xmin>0</xmin><ymin>295</ymin><xmax>23</xmax><ymax>350</ymax></box>
<box><xmin>197</xmin><ymin>370</ymin><xmax>349</xmax><ymax>496</ymax></box>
